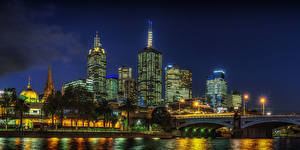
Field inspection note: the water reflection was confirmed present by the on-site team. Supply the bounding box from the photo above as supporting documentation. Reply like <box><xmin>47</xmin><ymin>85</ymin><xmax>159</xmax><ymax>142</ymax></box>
<box><xmin>0</xmin><ymin>137</ymin><xmax>298</xmax><ymax>149</ymax></box>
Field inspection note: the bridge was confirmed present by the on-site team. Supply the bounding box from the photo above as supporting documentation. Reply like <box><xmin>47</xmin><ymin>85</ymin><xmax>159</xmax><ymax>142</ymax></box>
<box><xmin>172</xmin><ymin>113</ymin><xmax>300</xmax><ymax>138</ymax></box>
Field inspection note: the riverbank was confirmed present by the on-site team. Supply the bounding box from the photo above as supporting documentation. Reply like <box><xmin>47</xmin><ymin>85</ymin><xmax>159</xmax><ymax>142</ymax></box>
<box><xmin>0</xmin><ymin>131</ymin><xmax>173</xmax><ymax>139</ymax></box>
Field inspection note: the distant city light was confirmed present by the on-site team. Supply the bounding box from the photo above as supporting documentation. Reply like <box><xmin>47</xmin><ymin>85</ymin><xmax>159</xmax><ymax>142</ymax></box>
<box><xmin>267</xmin><ymin>112</ymin><xmax>271</xmax><ymax>115</ymax></box>
<box><xmin>213</xmin><ymin>70</ymin><xmax>225</xmax><ymax>74</ymax></box>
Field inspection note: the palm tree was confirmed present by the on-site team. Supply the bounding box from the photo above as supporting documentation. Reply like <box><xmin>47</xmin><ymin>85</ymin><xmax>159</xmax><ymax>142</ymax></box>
<box><xmin>119</xmin><ymin>98</ymin><xmax>137</xmax><ymax>131</ymax></box>
<box><xmin>0</xmin><ymin>88</ymin><xmax>16</xmax><ymax>130</ymax></box>
<box><xmin>14</xmin><ymin>98</ymin><xmax>29</xmax><ymax>131</ymax></box>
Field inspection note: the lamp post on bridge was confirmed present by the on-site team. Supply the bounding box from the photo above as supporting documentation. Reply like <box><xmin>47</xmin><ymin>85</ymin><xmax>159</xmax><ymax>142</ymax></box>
<box><xmin>243</xmin><ymin>94</ymin><xmax>249</xmax><ymax>116</ymax></box>
<box><xmin>260</xmin><ymin>97</ymin><xmax>266</xmax><ymax>115</ymax></box>
<box><xmin>193</xmin><ymin>101</ymin><xmax>200</xmax><ymax>113</ymax></box>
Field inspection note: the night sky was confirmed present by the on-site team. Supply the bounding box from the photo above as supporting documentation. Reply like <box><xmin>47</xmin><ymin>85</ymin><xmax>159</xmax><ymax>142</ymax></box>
<box><xmin>1</xmin><ymin>0</ymin><xmax>300</xmax><ymax>113</ymax></box>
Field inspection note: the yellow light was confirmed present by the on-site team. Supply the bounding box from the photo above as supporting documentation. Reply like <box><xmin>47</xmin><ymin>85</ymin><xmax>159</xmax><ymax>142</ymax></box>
<box><xmin>260</xmin><ymin>97</ymin><xmax>266</xmax><ymax>104</ymax></box>
<box><xmin>244</xmin><ymin>94</ymin><xmax>249</xmax><ymax>100</ymax></box>
<box><xmin>193</xmin><ymin>101</ymin><xmax>199</xmax><ymax>107</ymax></box>
<box><xmin>180</xmin><ymin>99</ymin><xmax>185</xmax><ymax>103</ymax></box>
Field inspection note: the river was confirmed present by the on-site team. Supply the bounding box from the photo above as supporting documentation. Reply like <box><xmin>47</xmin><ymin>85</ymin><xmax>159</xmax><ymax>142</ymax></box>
<box><xmin>0</xmin><ymin>137</ymin><xmax>300</xmax><ymax>149</ymax></box>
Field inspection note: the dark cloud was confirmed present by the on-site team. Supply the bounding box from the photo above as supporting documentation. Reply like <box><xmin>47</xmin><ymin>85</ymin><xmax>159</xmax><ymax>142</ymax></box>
<box><xmin>0</xmin><ymin>1</ymin><xmax>84</xmax><ymax>76</ymax></box>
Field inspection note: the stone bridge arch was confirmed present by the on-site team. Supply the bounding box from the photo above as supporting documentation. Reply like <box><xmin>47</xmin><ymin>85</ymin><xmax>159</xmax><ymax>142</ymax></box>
<box><xmin>242</xmin><ymin>119</ymin><xmax>300</xmax><ymax>129</ymax></box>
<box><xmin>177</xmin><ymin>118</ymin><xmax>234</xmax><ymax>129</ymax></box>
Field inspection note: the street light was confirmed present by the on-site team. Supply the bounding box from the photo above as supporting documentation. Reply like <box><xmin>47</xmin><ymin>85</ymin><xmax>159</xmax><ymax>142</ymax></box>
<box><xmin>260</xmin><ymin>97</ymin><xmax>266</xmax><ymax>115</ymax></box>
<box><xmin>179</xmin><ymin>99</ymin><xmax>185</xmax><ymax>114</ymax></box>
<box><xmin>193</xmin><ymin>101</ymin><xmax>200</xmax><ymax>113</ymax></box>
<box><xmin>243</xmin><ymin>94</ymin><xmax>249</xmax><ymax>116</ymax></box>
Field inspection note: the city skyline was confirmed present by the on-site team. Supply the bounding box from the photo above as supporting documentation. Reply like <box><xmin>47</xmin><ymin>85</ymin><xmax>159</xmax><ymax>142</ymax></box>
<box><xmin>1</xmin><ymin>0</ymin><xmax>300</xmax><ymax>113</ymax></box>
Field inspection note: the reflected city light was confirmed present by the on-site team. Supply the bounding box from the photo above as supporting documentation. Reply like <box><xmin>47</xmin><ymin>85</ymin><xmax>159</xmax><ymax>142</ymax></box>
<box><xmin>47</xmin><ymin>137</ymin><xmax>59</xmax><ymax>150</ymax></box>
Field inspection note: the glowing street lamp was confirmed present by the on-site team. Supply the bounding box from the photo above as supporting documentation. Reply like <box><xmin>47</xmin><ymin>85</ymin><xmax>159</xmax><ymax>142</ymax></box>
<box><xmin>179</xmin><ymin>99</ymin><xmax>185</xmax><ymax>114</ymax></box>
<box><xmin>243</xmin><ymin>94</ymin><xmax>249</xmax><ymax>116</ymax></box>
<box><xmin>260</xmin><ymin>97</ymin><xmax>266</xmax><ymax>115</ymax></box>
<box><xmin>193</xmin><ymin>101</ymin><xmax>200</xmax><ymax>113</ymax></box>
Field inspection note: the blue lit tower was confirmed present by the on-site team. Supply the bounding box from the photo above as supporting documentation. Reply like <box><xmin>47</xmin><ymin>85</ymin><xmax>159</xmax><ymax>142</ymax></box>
<box><xmin>87</xmin><ymin>32</ymin><xmax>107</xmax><ymax>101</ymax></box>
<box><xmin>206</xmin><ymin>69</ymin><xmax>227</xmax><ymax>108</ymax></box>
<box><xmin>138</xmin><ymin>20</ymin><xmax>163</xmax><ymax>106</ymax></box>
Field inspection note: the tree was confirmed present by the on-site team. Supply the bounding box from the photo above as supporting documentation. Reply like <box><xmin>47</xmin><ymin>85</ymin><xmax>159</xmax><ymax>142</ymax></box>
<box><xmin>43</xmin><ymin>91</ymin><xmax>63</xmax><ymax>128</ymax></box>
<box><xmin>0</xmin><ymin>88</ymin><xmax>16</xmax><ymax>130</ymax></box>
<box><xmin>63</xmin><ymin>85</ymin><xmax>93</xmax><ymax>130</ymax></box>
<box><xmin>14</xmin><ymin>98</ymin><xmax>29</xmax><ymax>131</ymax></box>
<box><xmin>119</xmin><ymin>98</ymin><xmax>137</xmax><ymax>131</ymax></box>
<box><xmin>96</xmin><ymin>100</ymin><xmax>113</xmax><ymax>129</ymax></box>
<box><xmin>151</xmin><ymin>107</ymin><xmax>172</xmax><ymax>132</ymax></box>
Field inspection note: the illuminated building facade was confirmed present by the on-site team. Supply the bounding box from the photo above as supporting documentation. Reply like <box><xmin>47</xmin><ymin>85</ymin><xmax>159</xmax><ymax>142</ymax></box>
<box><xmin>106</xmin><ymin>75</ymin><xmax>118</xmax><ymax>101</ymax></box>
<box><xmin>138</xmin><ymin>21</ymin><xmax>162</xmax><ymax>106</ymax></box>
<box><xmin>179</xmin><ymin>69</ymin><xmax>192</xmax><ymax>100</ymax></box>
<box><xmin>206</xmin><ymin>69</ymin><xmax>227</xmax><ymax>108</ymax></box>
<box><xmin>87</xmin><ymin>32</ymin><xmax>107</xmax><ymax>101</ymax></box>
<box><xmin>165</xmin><ymin>65</ymin><xmax>192</xmax><ymax>103</ymax></box>
<box><xmin>124</xmin><ymin>78</ymin><xmax>137</xmax><ymax>102</ymax></box>
<box><xmin>43</xmin><ymin>65</ymin><xmax>55</xmax><ymax>101</ymax></box>
<box><xmin>118</xmin><ymin>66</ymin><xmax>132</xmax><ymax>100</ymax></box>
<box><xmin>225</xmin><ymin>90</ymin><xmax>242</xmax><ymax>109</ymax></box>
<box><xmin>64</xmin><ymin>79</ymin><xmax>94</xmax><ymax>93</ymax></box>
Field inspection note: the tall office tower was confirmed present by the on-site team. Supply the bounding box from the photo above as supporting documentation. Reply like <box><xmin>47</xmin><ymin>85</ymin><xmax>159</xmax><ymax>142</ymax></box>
<box><xmin>106</xmin><ymin>75</ymin><xmax>118</xmax><ymax>101</ymax></box>
<box><xmin>179</xmin><ymin>69</ymin><xmax>192</xmax><ymax>100</ymax></box>
<box><xmin>138</xmin><ymin>20</ymin><xmax>162</xmax><ymax>106</ymax></box>
<box><xmin>43</xmin><ymin>65</ymin><xmax>55</xmax><ymax>101</ymax></box>
<box><xmin>165</xmin><ymin>64</ymin><xmax>181</xmax><ymax>103</ymax></box>
<box><xmin>165</xmin><ymin>65</ymin><xmax>192</xmax><ymax>103</ymax></box>
<box><xmin>118</xmin><ymin>67</ymin><xmax>132</xmax><ymax>100</ymax></box>
<box><xmin>206</xmin><ymin>69</ymin><xmax>227</xmax><ymax>108</ymax></box>
<box><xmin>87</xmin><ymin>32</ymin><xmax>107</xmax><ymax>101</ymax></box>
<box><xmin>124</xmin><ymin>78</ymin><xmax>138</xmax><ymax>102</ymax></box>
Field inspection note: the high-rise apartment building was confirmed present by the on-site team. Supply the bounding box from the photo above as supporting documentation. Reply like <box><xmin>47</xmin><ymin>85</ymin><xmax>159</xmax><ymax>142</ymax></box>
<box><xmin>124</xmin><ymin>78</ymin><xmax>137</xmax><ymax>102</ymax></box>
<box><xmin>138</xmin><ymin>21</ymin><xmax>162</xmax><ymax>106</ymax></box>
<box><xmin>87</xmin><ymin>32</ymin><xmax>107</xmax><ymax>101</ymax></box>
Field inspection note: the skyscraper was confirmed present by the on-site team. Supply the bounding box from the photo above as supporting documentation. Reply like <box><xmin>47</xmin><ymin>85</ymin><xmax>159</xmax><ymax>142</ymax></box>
<box><xmin>64</xmin><ymin>79</ymin><xmax>94</xmax><ymax>93</ymax></box>
<box><xmin>165</xmin><ymin>65</ymin><xmax>192</xmax><ymax>103</ymax></box>
<box><xmin>206</xmin><ymin>69</ymin><xmax>227</xmax><ymax>108</ymax></box>
<box><xmin>179</xmin><ymin>69</ymin><xmax>192</xmax><ymax>100</ymax></box>
<box><xmin>87</xmin><ymin>32</ymin><xmax>107</xmax><ymax>101</ymax></box>
<box><xmin>165</xmin><ymin>65</ymin><xmax>181</xmax><ymax>103</ymax></box>
<box><xmin>138</xmin><ymin>20</ymin><xmax>162</xmax><ymax>106</ymax></box>
<box><xmin>106</xmin><ymin>75</ymin><xmax>118</xmax><ymax>101</ymax></box>
<box><xmin>118</xmin><ymin>66</ymin><xmax>132</xmax><ymax>100</ymax></box>
<box><xmin>43</xmin><ymin>65</ymin><xmax>55</xmax><ymax>101</ymax></box>
<box><xmin>124</xmin><ymin>78</ymin><xmax>137</xmax><ymax>102</ymax></box>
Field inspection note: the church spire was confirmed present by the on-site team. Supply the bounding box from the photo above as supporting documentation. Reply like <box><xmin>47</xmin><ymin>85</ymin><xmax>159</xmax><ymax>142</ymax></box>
<box><xmin>43</xmin><ymin>64</ymin><xmax>55</xmax><ymax>99</ymax></box>
<box><xmin>147</xmin><ymin>20</ymin><xmax>153</xmax><ymax>48</ymax></box>
<box><xmin>94</xmin><ymin>31</ymin><xmax>102</xmax><ymax>48</ymax></box>
<box><xmin>27</xmin><ymin>76</ymin><xmax>31</xmax><ymax>89</ymax></box>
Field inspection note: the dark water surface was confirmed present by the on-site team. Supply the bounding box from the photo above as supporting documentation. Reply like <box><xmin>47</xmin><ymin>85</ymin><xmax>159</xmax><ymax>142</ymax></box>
<box><xmin>0</xmin><ymin>137</ymin><xmax>300</xmax><ymax>150</ymax></box>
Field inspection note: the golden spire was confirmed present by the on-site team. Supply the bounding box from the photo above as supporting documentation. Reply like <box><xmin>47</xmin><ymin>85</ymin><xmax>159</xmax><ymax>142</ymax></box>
<box><xmin>147</xmin><ymin>20</ymin><xmax>153</xmax><ymax>48</ymax></box>
<box><xmin>27</xmin><ymin>76</ymin><xmax>31</xmax><ymax>89</ymax></box>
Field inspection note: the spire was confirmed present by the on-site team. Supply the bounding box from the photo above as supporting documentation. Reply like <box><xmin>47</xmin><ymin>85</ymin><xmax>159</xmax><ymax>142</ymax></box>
<box><xmin>94</xmin><ymin>31</ymin><xmax>102</xmax><ymax>48</ymax></box>
<box><xmin>43</xmin><ymin>64</ymin><xmax>55</xmax><ymax>99</ymax></box>
<box><xmin>27</xmin><ymin>76</ymin><xmax>31</xmax><ymax>89</ymax></box>
<box><xmin>147</xmin><ymin>20</ymin><xmax>153</xmax><ymax>48</ymax></box>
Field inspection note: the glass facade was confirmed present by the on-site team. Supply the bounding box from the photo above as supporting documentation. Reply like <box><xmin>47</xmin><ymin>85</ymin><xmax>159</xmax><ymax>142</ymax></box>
<box><xmin>64</xmin><ymin>79</ymin><xmax>94</xmax><ymax>93</ymax></box>
<box><xmin>106</xmin><ymin>76</ymin><xmax>118</xmax><ymax>101</ymax></box>
<box><xmin>87</xmin><ymin>32</ymin><xmax>107</xmax><ymax>101</ymax></box>
<box><xmin>206</xmin><ymin>69</ymin><xmax>227</xmax><ymax>108</ymax></box>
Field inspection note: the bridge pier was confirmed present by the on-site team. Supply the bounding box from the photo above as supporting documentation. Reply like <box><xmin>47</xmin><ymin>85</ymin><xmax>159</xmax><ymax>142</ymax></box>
<box><xmin>242</xmin><ymin>127</ymin><xmax>273</xmax><ymax>138</ymax></box>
